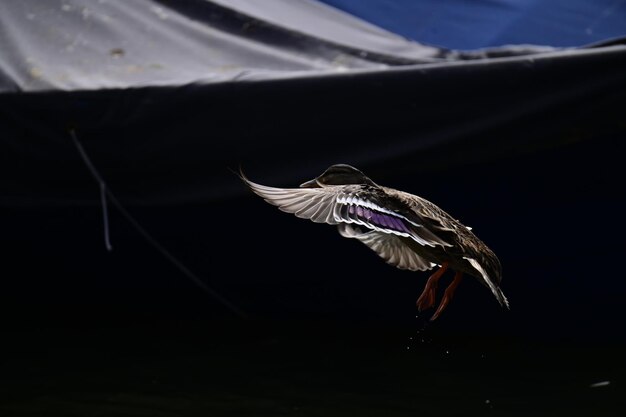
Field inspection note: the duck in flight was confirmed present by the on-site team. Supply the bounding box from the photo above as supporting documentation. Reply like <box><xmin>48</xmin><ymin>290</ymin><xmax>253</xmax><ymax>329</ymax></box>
<box><xmin>241</xmin><ymin>164</ymin><xmax>508</xmax><ymax>320</ymax></box>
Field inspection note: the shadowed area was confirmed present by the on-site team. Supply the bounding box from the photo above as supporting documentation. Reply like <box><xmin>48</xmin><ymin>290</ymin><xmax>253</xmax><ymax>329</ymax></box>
<box><xmin>0</xmin><ymin>321</ymin><xmax>623</xmax><ymax>417</ymax></box>
<box><xmin>1</xmin><ymin>134</ymin><xmax>625</xmax><ymax>416</ymax></box>
<box><xmin>1</xmin><ymin>1</ymin><xmax>625</xmax><ymax>415</ymax></box>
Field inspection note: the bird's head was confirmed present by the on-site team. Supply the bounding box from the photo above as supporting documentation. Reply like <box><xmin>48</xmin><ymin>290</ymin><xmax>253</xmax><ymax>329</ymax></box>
<box><xmin>300</xmin><ymin>164</ymin><xmax>376</xmax><ymax>188</ymax></box>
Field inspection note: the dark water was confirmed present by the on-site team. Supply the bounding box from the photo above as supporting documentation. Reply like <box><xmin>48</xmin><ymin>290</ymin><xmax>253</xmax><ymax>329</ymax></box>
<box><xmin>1</xmin><ymin>318</ymin><xmax>623</xmax><ymax>417</ymax></box>
<box><xmin>1</xmin><ymin>134</ymin><xmax>624</xmax><ymax>416</ymax></box>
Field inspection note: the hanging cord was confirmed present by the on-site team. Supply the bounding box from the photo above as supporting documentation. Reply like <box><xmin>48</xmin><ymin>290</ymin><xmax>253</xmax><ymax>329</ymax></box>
<box><xmin>69</xmin><ymin>129</ymin><xmax>247</xmax><ymax>319</ymax></box>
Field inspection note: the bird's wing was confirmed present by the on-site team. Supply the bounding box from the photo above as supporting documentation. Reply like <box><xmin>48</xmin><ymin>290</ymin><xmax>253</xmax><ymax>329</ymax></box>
<box><xmin>338</xmin><ymin>223</ymin><xmax>436</xmax><ymax>271</ymax></box>
<box><xmin>242</xmin><ymin>175</ymin><xmax>450</xmax><ymax>248</ymax></box>
<box><xmin>463</xmin><ymin>257</ymin><xmax>510</xmax><ymax>308</ymax></box>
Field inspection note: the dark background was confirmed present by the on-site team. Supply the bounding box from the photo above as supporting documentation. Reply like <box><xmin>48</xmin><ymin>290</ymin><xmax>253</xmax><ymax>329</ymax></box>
<box><xmin>1</xmin><ymin>1</ymin><xmax>626</xmax><ymax>416</ymax></box>
<box><xmin>1</xmin><ymin>69</ymin><xmax>625</xmax><ymax>416</ymax></box>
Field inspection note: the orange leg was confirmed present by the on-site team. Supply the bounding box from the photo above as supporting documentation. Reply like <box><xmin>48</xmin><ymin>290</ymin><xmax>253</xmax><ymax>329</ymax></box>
<box><xmin>416</xmin><ymin>262</ymin><xmax>449</xmax><ymax>312</ymax></box>
<box><xmin>430</xmin><ymin>271</ymin><xmax>464</xmax><ymax>321</ymax></box>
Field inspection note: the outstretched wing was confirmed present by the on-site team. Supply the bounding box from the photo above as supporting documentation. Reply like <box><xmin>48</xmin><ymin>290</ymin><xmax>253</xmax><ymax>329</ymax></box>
<box><xmin>338</xmin><ymin>223</ymin><xmax>436</xmax><ymax>271</ymax></box>
<box><xmin>242</xmin><ymin>174</ymin><xmax>450</xmax><ymax>248</ymax></box>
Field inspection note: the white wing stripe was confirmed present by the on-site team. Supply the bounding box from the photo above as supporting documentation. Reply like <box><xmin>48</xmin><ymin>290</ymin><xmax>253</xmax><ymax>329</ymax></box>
<box><xmin>243</xmin><ymin>176</ymin><xmax>447</xmax><ymax>248</ymax></box>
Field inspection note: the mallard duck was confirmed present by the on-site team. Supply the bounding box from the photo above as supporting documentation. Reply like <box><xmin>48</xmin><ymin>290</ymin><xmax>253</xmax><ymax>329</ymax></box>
<box><xmin>241</xmin><ymin>164</ymin><xmax>509</xmax><ymax>320</ymax></box>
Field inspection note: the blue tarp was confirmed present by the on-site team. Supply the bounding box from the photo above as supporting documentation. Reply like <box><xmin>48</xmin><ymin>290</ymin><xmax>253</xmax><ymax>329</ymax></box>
<box><xmin>320</xmin><ymin>0</ymin><xmax>626</xmax><ymax>49</ymax></box>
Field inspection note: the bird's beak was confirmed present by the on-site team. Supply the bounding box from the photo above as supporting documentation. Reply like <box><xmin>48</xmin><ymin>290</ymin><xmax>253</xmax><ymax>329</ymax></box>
<box><xmin>299</xmin><ymin>178</ymin><xmax>319</xmax><ymax>188</ymax></box>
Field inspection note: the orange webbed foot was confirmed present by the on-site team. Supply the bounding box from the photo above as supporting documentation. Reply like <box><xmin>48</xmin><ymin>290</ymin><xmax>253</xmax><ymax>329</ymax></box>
<box><xmin>430</xmin><ymin>271</ymin><xmax>463</xmax><ymax>321</ymax></box>
<box><xmin>416</xmin><ymin>262</ymin><xmax>449</xmax><ymax>313</ymax></box>
<box><xmin>416</xmin><ymin>286</ymin><xmax>437</xmax><ymax>311</ymax></box>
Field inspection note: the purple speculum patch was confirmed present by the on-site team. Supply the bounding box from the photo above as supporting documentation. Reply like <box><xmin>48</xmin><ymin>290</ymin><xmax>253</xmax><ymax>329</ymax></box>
<box><xmin>345</xmin><ymin>204</ymin><xmax>410</xmax><ymax>233</ymax></box>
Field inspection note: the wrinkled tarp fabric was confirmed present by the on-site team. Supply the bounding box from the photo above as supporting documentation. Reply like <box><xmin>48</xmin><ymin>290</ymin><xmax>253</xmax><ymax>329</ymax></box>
<box><xmin>0</xmin><ymin>0</ymin><xmax>563</xmax><ymax>93</ymax></box>
<box><xmin>0</xmin><ymin>0</ymin><xmax>625</xmax><ymax>208</ymax></box>
<box><xmin>0</xmin><ymin>0</ymin><xmax>440</xmax><ymax>93</ymax></box>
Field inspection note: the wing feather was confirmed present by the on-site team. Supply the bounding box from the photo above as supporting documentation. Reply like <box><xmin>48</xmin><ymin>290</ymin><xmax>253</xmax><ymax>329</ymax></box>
<box><xmin>338</xmin><ymin>224</ymin><xmax>436</xmax><ymax>271</ymax></box>
<box><xmin>241</xmin><ymin>174</ymin><xmax>450</xmax><ymax>248</ymax></box>
<box><xmin>464</xmin><ymin>257</ymin><xmax>510</xmax><ymax>308</ymax></box>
